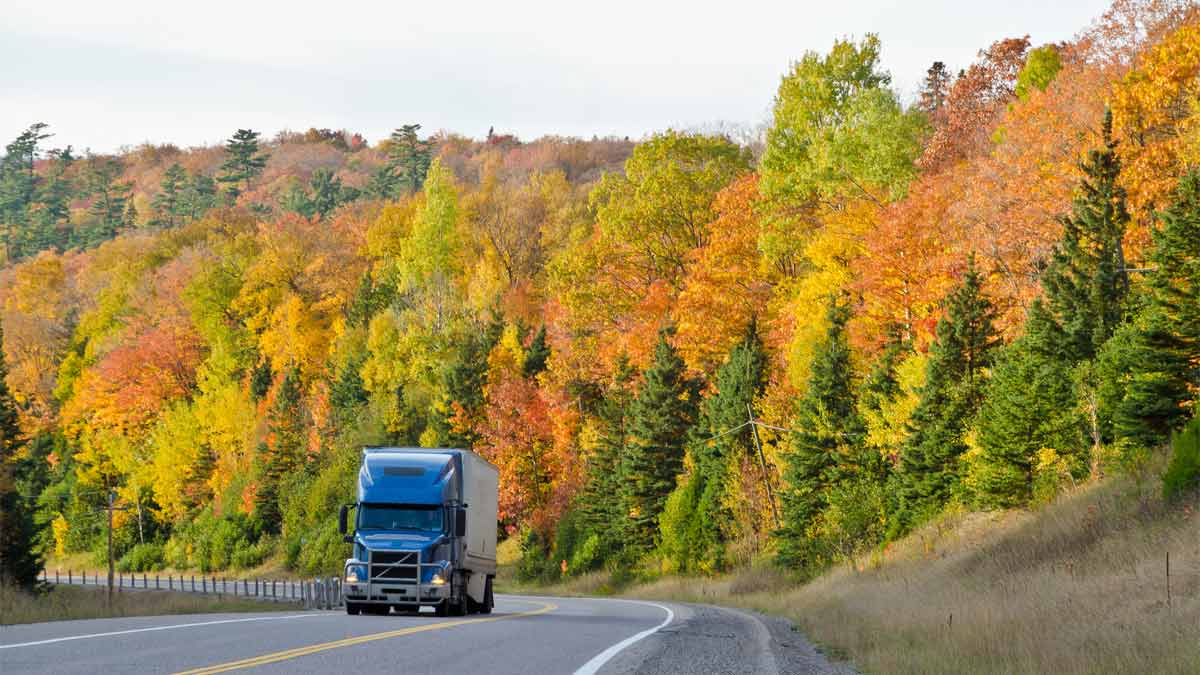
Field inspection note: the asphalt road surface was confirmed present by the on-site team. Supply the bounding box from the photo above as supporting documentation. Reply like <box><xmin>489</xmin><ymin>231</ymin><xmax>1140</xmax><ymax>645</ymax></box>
<box><xmin>0</xmin><ymin>595</ymin><xmax>851</xmax><ymax>674</ymax></box>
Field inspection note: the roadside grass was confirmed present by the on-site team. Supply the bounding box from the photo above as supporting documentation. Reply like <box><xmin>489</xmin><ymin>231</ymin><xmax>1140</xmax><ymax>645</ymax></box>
<box><xmin>505</xmin><ymin>469</ymin><xmax>1200</xmax><ymax>673</ymax></box>
<box><xmin>0</xmin><ymin>583</ymin><xmax>295</xmax><ymax>626</ymax></box>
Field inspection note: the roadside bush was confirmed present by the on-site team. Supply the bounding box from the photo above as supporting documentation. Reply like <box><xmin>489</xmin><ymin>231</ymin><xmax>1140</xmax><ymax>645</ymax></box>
<box><xmin>1163</xmin><ymin>417</ymin><xmax>1200</xmax><ymax>501</ymax></box>
<box><xmin>116</xmin><ymin>543</ymin><xmax>166</xmax><ymax>572</ymax></box>
<box><xmin>230</xmin><ymin>538</ymin><xmax>273</xmax><ymax>570</ymax></box>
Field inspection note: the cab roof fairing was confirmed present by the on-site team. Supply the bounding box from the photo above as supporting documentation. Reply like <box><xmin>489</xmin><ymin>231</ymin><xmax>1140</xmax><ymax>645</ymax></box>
<box><xmin>357</xmin><ymin>451</ymin><xmax>461</xmax><ymax>505</ymax></box>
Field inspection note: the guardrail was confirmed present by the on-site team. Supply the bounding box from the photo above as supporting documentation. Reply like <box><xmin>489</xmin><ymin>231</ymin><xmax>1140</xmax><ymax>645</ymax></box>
<box><xmin>41</xmin><ymin>569</ymin><xmax>344</xmax><ymax>610</ymax></box>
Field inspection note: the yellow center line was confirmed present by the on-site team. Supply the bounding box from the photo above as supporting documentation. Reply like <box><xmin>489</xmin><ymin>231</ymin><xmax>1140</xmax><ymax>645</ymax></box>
<box><xmin>170</xmin><ymin>602</ymin><xmax>557</xmax><ymax>675</ymax></box>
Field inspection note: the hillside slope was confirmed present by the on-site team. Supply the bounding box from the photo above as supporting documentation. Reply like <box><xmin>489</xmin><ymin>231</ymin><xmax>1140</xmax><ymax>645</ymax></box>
<box><xmin>624</xmin><ymin>468</ymin><xmax>1199</xmax><ymax>673</ymax></box>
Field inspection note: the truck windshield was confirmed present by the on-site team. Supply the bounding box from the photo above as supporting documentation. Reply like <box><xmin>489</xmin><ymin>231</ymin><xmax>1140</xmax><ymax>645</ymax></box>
<box><xmin>358</xmin><ymin>504</ymin><xmax>443</xmax><ymax>533</ymax></box>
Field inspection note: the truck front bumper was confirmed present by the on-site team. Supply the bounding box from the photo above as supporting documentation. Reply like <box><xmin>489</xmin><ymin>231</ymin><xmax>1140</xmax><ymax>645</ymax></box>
<box><xmin>343</xmin><ymin>581</ymin><xmax>450</xmax><ymax>606</ymax></box>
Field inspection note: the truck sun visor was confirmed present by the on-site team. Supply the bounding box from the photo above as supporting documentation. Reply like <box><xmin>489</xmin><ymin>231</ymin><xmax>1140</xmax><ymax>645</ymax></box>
<box><xmin>383</xmin><ymin>466</ymin><xmax>425</xmax><ymax>477</ymax></box>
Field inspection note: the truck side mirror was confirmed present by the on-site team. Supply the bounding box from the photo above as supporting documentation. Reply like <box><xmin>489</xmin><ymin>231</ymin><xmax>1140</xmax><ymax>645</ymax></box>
<box><xmin>454</xmin><ymin>508</ymin><xmax>467</xmax><ymax>538</ymax></box>
<box><xmin>338</xmin><ymin>504</ymin><xmax>351</xmax><ymax>535</ymax></box>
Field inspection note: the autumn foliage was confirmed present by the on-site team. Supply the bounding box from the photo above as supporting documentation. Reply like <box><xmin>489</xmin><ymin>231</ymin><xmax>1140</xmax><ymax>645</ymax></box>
<box><xmin>2</xmin><ymin>0</ymin><xmax>1200</xmax><ymax>585</ymax></box>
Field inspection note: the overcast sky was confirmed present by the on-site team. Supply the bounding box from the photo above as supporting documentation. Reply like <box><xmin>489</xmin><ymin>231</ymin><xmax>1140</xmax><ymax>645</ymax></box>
<box><xmin>3</xmin><ymin>0</ymin><xmax>1113</xmax><ymax>153</ymax></box>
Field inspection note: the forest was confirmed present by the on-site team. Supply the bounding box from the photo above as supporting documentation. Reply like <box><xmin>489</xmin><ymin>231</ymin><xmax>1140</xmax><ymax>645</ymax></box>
<box><xmin>2</xmin><ymin>0</ymin><xmax>1200</xmax><ymax>590</ymax></box>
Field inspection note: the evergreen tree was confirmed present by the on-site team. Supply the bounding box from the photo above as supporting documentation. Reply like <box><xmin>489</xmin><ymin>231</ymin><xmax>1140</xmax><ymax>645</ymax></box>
<box><xmin>255</xmin><ymin>368</ymin><xmax>305</xmax><ymax>531</ymax></box>
<box><xmin>779</xmin><ymin>299</ymin><xmax>864</xmax><ymax>568</ymax></box>
<box><xmin>282</xmin><ymin>168</ymin><xmax>357</xmax><ymax>220</ymax></box>
<box><xmin>918</xmin><ymin>61</ymin><xmax>951</xmax><ymax>116</ymax></box>
<box><xmin>330</xmin><ymin>358</ymin><xmax>370</xmax><ymax>429</ymax></box>
<box><xmin>0</xmin><ymin>124</ymin><xmax>50</xmax><ymax>225</ymax></box>
<box><xmin>1041</xmin><ymin>109</ymin><xmax>1130</xmax><ymax>362</ymax></box>
<box><xmin>897</xmin><ymin>258</ymin><xmax>1000</xmax><ymax>530</ymax></box>
<box><xmin>1098</xmin><ymin>305</ymin><xmax>1192</xmax><ymax>453</ymax></box>
<box><xmin>180</xmin><ymin>171</ymin><xmax>218</xmax><ymax>221</ymax></box>
<box><xmin>0</xmin><ymin>318</ymin><xmax>41</xmax><ymax>588</ymax></box>
<box><xmin>523</xmin><ymin>326</ymin><xmax>550</xmax><ymax>378</ymax></box>
<box><xmin>575</xmin><ymin>359</ymin><xmax>636</xmax><ymax>565</ymax></box>
<box><xmin>80</xmin><ymin>156</ymin><xmax>130</xmax><ymax>246</ymax></box>
<box><xmin>620</xmin><ymin>328</ymin><xmax>699</xmax><ymax>550</ymax></box>
<box><xmin>385</xmin><ymin>124</ymin><xmax>433</xmax><ymax>196</ymax></box>
<box><xmin>663</xmin><ymin>322</ymin><xmax>768</xmax><ymax>572</ymax></box>
<box><xmin>249</xmin><ymin>358</ymin><xmax>273</xmax><ymax>400</ymax></box>
<box><xmin>151</xmin><ymin>162</ymin><xmax>187</xmax><ymax>228</ymax></box>
<box><xmin>217</xmin><ymin>129</ymin><xmax>270</xmax><ymax>201</ymax></box>
<box><xmin>974</xmin><ymin>300</ymin><xmax>1084</xmax><ymax>507</ymax></box>
<box><xmin>27</xmin><ymin>148</ymin><xmax>74</xmax><ymax>254</ymax></box>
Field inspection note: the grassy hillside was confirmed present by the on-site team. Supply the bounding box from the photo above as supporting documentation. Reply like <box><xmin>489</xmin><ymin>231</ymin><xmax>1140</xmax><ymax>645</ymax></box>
<box><xmin>513</xmin><ymin>465</ymin><xmax>1199</xmax><ymax>673</ymax></box>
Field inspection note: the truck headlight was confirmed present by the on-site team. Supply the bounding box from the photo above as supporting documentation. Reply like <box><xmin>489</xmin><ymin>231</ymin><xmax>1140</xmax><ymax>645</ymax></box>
<box><xmin>430</xmin><ymin>573</ymin><xmax>446</xmax><ymax>586</ymax></box>
<box><xmin>345</xmin><ymin>564</ymin><xmax>366</xmax><ymax>583</ymax></box>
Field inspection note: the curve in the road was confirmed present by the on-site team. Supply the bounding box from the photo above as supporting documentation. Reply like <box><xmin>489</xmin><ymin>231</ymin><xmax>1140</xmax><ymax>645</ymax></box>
<box><xmin>571</xmin><ymin>600</ymin><xmax>674</xmax><ymax>675</ymax></box>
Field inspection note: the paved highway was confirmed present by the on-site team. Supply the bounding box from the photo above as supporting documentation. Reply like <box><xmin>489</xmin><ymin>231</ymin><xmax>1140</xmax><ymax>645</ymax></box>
<box><xmin>0</xmin><ymin>595</ymin><xmax>849</xmax><ymax>674</ymax></box>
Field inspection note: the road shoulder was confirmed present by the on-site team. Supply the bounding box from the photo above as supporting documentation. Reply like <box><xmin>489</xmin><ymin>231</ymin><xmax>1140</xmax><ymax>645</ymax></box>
<box><xmin>596</xmin><ymin>601</ymin><xmax>855</xmax><ymax>675</ymax></box>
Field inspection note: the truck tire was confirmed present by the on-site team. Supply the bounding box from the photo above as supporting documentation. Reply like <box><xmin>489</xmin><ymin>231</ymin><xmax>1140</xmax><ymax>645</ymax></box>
<box><xmin>345</xmin><ymin>602</ymin><xmax>362</xmax><ymax>615</ymax></box>
<box><xmin>434</xmin><ymin>600</ymin><xmax>449</xmax><ymax>617</ymax></box>
<box><xmin>479</xmin><ymin>577</ymin><xmax>494</xmax><ymax>614</ymax></box>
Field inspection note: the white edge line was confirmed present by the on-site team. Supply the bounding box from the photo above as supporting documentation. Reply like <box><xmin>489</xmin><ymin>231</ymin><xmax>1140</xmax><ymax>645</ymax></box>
<box><xmin>572</xmin><ymin>601</ymin><xmax>675</xmax><ymax>675</ymax></box>
<box><xmin>0</xmin><ymin>613</ymin><xmax>322</xmax><ymax>650</ymax></box>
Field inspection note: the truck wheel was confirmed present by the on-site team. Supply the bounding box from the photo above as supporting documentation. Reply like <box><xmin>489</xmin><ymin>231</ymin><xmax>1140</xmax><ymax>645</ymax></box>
<box><xmin>449</xmin><ymin>595</ymin><xmax>467</xmax><ymax>617</ymax></box>
<box><xmin>434</xmin><ymin>600</ymin><xmax>449</xmax><ymax>617</ymax></box>
<box><xmin>480</xmin><ymin>577</ymin><xmax>494</xmax><ymax>615</ymax></box>
<box><xmin>345</xmin><ymin>602</ymin><xmax>361</xmax><ymax>616</ymax></box>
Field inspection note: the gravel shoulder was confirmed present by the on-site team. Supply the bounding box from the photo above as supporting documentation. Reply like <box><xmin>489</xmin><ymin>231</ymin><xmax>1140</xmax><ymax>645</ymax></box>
<box><xmin>598</xmin><ymin>600</ymin><xmax>856</xmax><ymax>674</ymax></box>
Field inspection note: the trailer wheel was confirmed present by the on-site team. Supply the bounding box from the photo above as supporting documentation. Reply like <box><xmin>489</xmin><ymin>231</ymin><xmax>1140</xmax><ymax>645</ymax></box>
<box><xmin>345</xmin><ymin>602</ymin><xmax>361</xmax><ymax>615</ymax></box>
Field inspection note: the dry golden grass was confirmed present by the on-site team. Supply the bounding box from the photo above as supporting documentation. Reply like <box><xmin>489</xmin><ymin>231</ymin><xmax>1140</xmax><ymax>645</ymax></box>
<box><xmin>620</xmin><ymin>473</ymin><xmax>1200</xmax><ymax>674</ymax></box>
<box><xmin>0</xmin><ymin>583</ymin><xmax>294</xmax><ymax>626</ymax></box>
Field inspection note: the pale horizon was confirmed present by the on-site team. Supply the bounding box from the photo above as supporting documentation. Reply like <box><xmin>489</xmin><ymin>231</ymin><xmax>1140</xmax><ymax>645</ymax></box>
<box><xmin>4</xmin><ymin>0</ymin><xmax>1111</xmax><ymax>152</ymax></box>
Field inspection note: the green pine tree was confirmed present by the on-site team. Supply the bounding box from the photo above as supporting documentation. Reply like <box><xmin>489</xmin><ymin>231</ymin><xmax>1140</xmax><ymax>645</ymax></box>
<box><xmin>217</xmin><ymin>129</ymin><xmax>270</xmax><ymax>201</ymax></box>
<box><xmin>523</xmin><ymin>326</ymin><xmax>551</xmax><ymax>378</ymax></box>
<box><xmin>675</xmin><ymin>321</ymin><xmax>769</xmax><ymax>571</ymax></box>
<box><xmin>778</xmin><ymin>298</ymin><xmax>864</xmax><ymax>569</ymax></box>
<box><xmin>1041</xmin><ymin>109</ymin><xmax>1130</xmax><ymax>362</ymax></box>
<box><xmin>1097</xmin><ymin>304</ymin><xmax>1191</xmax><ymax>454</ymax></box>
<box><xmin>80</xmin><ymin>156</ymin><xmax>130</xmax><ymax>246</ymax></box>
<box><xmin>620</xmin><ymin>328</ymin><xmax>699</xmax><ymax>551</ymax></box>
<box><xmin>255</xmin><ymin>368</ymin><xmax>305</xmax><ymax>531</ymax></box>
<box><xmin>151</xmin><ymin>163</ymin><xmax>187</xmax><ymax>228</ymax></box>
<box><xmin>0</xmin><ymin>317</ymin><xmax>41</xmax><ymax>588</ymax></box>
<box><xmin>974</xmin><ymin>300</ymin><xmax>1084</xmax><ymax>507</ymax></box>
<box><xmin>575</xmin><ymin>358</ymin><xmax>636</xmax><ymax>567</ymax></box>
<box><xmin>27</xmin><ymin>148</ymin><xmax>74</xmax><ymax>254</ymax></box>
<box><xmin>180</xmin><ymin>171</ymin><xmax>218</xmax><ymax>221</ymax></box>
<box><xmin>897</xmin><ymin>258</ymin><xmax>1000</xmax><ymax>531</ymax></box>
<box><xmin>386</xmin><ymin>124</ymin><xmax>433</xmax><ymax>196</ymax></box>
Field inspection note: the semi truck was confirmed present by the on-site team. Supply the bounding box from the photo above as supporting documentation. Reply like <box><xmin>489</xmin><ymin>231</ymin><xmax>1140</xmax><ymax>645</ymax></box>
<box><xmin>339</xmin><ymin>447</ymin><xmax>499</xmax><ymax>616</ymax></box>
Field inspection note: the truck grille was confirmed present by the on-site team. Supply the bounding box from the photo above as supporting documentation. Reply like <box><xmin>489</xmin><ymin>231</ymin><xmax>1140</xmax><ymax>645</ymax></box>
<box><xmin>369</xmin><ymin>550</ymin><xmax>418</xmax><ymax>581</ymax></box>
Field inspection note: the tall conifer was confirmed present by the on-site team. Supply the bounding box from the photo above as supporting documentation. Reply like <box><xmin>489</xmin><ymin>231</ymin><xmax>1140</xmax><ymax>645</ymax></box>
<box><xmin>779</xmin><ymin>299</ymin><xmax>863</xmax><ymax>568</ymax></box>
<box><xmin>620</xmin><ymin>328</ymin><xmax>699</xmax><ymax>550</ymax></box>
<box><xmin>1041</xmin><ymin>109</ymin><xmax>1130</xmax><ymax>362</ymax></box>
<box><xmin>898</xmin><ymin>259</ymin><xmax>999</xmax><ymax>528</ymax></box>
<box><xmin>974</xmin><ymin>300</ymin><xmax>1083</xmax><ymax>506</ymax></box>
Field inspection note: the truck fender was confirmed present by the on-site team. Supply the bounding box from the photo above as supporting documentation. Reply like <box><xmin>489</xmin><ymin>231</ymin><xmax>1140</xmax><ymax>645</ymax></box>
<box><xmin>466</xmin><ymin>571</ymin><xmax>487</xmax><ymax>604</ymax></box>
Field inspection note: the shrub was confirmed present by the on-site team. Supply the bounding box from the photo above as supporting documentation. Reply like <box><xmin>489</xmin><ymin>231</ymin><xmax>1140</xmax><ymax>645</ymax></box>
<box><xmin>230</xmin><ymin>538</ymin><xmax>273</xmax><ymax>570</ymax></box>
<box><xmin>1163</xmin><ymin>417</ymin><xmax>1200</xmax><ymax>501</ymax></box>
<box><xmin>117</xmin><ymin>543</ymin><xmax>166</xmax><ymax>572</ymax></box>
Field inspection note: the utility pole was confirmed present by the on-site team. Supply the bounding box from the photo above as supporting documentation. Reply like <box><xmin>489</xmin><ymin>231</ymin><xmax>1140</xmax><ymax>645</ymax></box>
<box><xmin>747</xmin><ymin>404</ymin><xmax>781</xmax><ymax>528</ymax></box>
<box><xmin>107</xmin><ymin>490</ymin><xmax>115</xmax><ymax>608</ymax></box>
<box><xmin>99</xmin><ymin>488</ymin><xmax>130</xmax><ymax>609</ymax></box>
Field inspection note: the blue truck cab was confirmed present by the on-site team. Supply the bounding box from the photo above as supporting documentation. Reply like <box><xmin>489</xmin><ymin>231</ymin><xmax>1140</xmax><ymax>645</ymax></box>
<box><xmin>339</xmin><ymin>447</ymin><xmax>499</xmax><ymax>616</ymax></box>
